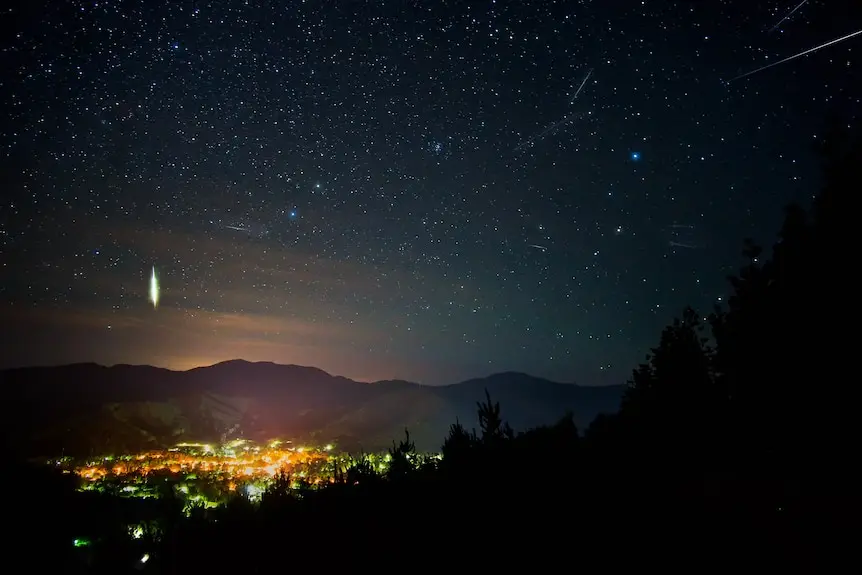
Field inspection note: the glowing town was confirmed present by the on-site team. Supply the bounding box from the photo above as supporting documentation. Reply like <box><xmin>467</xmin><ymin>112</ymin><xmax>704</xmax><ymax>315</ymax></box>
<box><xmin>55</xmin><ymin>439</ymin><xmax>397</xmax><ymax>510</ymax></box>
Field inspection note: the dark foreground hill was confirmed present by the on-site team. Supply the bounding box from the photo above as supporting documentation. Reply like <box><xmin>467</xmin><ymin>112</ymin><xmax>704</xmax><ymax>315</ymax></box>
<box><xmin>0</xmin><ymin>360</ymin><xmax>623</xmax><ymax>456</ymax></box>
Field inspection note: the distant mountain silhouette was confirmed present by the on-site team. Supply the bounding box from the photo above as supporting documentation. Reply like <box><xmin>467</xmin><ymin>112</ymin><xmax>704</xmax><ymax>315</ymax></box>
<box><xmin>0</xmin><ymin>360</ymin><xmax>624</xmax><ymax>456</ymax></box>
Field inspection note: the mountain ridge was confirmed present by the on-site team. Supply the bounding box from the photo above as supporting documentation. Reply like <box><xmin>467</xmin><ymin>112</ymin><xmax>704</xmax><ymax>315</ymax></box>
<box><xmin>0</xmin><ymin>360</ymin><xmax>624</xmax><ymax>456</ymax></box>
<box><xmin>2</xmin><ymin>359</ymin><xmax>602</xmax><ymax>387</ymax></box>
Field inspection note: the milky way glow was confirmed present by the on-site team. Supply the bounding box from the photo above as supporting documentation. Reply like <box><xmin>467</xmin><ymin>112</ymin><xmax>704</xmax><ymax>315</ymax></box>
<box><xmin>149</xmin><ymin>266</ymin><xmax>159</xmax><ymax>309</ymax></box>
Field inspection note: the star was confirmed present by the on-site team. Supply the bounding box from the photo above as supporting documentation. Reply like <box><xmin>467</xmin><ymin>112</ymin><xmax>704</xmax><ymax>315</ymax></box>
<box><xmin>0</xmin><ymin>0</ymin><xmax>854</xmax><ymax>387</ymax></box>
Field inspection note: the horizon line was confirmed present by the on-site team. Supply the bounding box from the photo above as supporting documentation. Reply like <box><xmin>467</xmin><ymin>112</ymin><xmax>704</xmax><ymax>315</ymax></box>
<box><xmin>0</xmin><ymin>358</ymin><xmax>609</xmax><ymax>387</ymax></box>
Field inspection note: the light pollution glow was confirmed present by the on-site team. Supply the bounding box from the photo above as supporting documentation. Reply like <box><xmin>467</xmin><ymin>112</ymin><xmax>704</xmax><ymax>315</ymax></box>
<box><xmin>0</xmin><ymin>224</ymin><xmax>520</xmax><ymax>385</ymax></box>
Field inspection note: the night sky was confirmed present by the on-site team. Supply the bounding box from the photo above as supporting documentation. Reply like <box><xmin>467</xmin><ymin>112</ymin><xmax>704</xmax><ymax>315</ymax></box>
<box><xmin>1</xmin><ymin>1</ymin><xmax>859</xmax><ymax>385</ymax></box>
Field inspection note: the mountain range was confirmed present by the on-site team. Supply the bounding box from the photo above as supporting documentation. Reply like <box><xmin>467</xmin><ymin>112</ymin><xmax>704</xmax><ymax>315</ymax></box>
<box><xmin>0</xmin><ymin>360</ymin><xmax>624</xmax><ymax>456</ymax></box>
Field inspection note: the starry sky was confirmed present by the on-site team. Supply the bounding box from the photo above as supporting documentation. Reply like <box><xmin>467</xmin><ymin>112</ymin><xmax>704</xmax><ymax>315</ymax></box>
<box><xmin>1</xmin><ymin>0</ymin><xmax>859</xmax><ymax>385</ymax></box>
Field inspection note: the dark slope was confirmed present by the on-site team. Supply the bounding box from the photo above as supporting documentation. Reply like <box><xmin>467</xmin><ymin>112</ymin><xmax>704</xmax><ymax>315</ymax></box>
<box><xmin>1</xmin><ymin>361</ymin><xmax>624</xmax><ymax>455</ymax></box>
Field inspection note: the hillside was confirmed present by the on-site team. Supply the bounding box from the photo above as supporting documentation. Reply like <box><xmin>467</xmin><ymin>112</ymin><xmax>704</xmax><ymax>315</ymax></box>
<box><xmin>0</xmin><ymin>360</ymin><xmax>624</xmax><ymax>455</ymax></box>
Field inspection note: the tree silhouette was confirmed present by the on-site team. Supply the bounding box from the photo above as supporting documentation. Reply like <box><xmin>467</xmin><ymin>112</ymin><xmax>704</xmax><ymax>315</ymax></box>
<box><xmin>261</xmin><ymin>469</ymin><xmax>294</xmax><ymax>510</ymax></box>
<box><xmin>617</xmin><ymin>306</ymin><xmax>721</xmax><ymax>475</ymax></box>
<box><xmin>708</xmin><ymin>122</ymin><xmax>858</xmax><ymax>489</ymax></box>
<box><xmin>476</xmin><ymin>389</ymin><xmax>513</xmax><ymax>445</ymax></box>
<box><xmin>515</xmin><ymin>413</ymin><xmax>579</xmax><ymax>481</ymax></box>
<box><xmin>440</xmin><ymin>418</ymin><xmax>477</xmax><ymax>477</ymax></box>
<box><xmin>344</xmin><ymin>455</ymin><xmax>379</xmax><ymax>486</ymax></box>
<box><xmin>386</xmin><ymin>428</ymin><xmax>416</xmax><ymax>481</ymax></box>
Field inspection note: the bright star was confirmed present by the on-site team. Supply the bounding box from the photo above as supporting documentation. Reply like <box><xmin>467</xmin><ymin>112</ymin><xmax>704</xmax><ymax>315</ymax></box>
<box><xmin>631</xmin><ymin>152</ymin><xmax>641</xmax><ymax>161</ymax></box>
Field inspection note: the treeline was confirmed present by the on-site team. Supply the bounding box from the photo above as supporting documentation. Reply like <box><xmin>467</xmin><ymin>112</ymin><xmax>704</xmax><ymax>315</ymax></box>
<box><xmin>13</xmin><ymin>126</ymin><xmax>859</xmax><ymax>571</ymax></box>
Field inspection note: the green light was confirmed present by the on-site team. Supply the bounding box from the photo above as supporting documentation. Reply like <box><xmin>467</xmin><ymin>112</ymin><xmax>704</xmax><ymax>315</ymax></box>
<box><xmin>73</xmin><ymin>538</ymin><xmax>91</xmax><ymax>548</ymax></box>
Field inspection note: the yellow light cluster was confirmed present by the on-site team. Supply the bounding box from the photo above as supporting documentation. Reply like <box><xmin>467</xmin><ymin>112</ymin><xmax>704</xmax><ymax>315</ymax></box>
<box><xmin>76</xmin><ymin>445</ymin><xmax>331</xmax><ymax>482</ymax></box>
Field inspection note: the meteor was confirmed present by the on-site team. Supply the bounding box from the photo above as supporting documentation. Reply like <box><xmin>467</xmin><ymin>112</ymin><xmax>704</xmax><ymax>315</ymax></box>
<box><xmin>149</xmin><ymin>266</ymin><xmax>159</xmax><ymax>309</ymax></box>
<box><xmin>767</xmin><ymin>0</ymin><xmax>808</xmax><ymax>34</ymax></box>
<box><xmin>730</xmin><ymin>28</ymin><xmax>862</xmax><ymax>83</ymax></box>
<box><xmin>569</xmin><ymin>68</ymin><xmax>593</xmax><ymax>104</ymax></box>
<box><xmin>513</xmin><ymin>110</ymin><xmax>591</xmax><ymax>152</ymax></box>
<box><xmin>669</xmin><ymin>241</ymin><xmax>698</xmax><ymax>249</ymax></box>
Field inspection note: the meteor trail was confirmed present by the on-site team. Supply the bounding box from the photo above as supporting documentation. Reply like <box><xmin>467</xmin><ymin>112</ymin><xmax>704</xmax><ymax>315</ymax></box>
<box><xmin>730</xmin><ymin>28</ymin><xmax>862</xmax><ymax>83</ymax></box>
<box><xmin>225</xmin><ymin>225</ymin><xmax>249</xmax><ymax>232</ymax></box>
<box><xmin>533</xmin><ymin>110</ymin><xmax>585</xmax><ymax>141</ymax></box>
<box><xmin>514</xmin><ymin>68</ymin><xmax>594</xmax><ymax>153</ymax></box>
<box><xmin>669</xmin><ymin>241</ymin><xmax>698</xmax><ymax>249</ymax></box>
<box><xmin>149</xmin><ymin>266</ymin><xmax>159</xmax><ymax>309</ymax></box>
<box><xmin>569</xmin><ymin>68</ymin><xmax>593</xmax><ymax>104</ymax></box>
<box><xmin>513</xmin><ymin>110</ymin><xmax>591</xmax><ymax>152</ymax></box>
<box><xmin>768</xmin><ymin>1</ymin><xmax>808</xmax><ymax>34</ymax></box>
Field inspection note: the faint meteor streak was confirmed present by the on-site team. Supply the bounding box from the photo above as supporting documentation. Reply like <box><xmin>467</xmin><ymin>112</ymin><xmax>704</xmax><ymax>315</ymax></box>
<box><xmin>528</xmin><ymin>244</ymin><xmax>548</xmax><ymax>252</ymax></box>
<box><xmin>514</xmin><ymin>67</ymin><xmax>594</xmax><ymax>153</ymax></box>
<box><xmin>532</xmin><ymin>110</ymin><xmax>586</xmax><ymax>140</ymax></box>
<box><xmin>768</xmin><ymin>1</ymin><xmax>808</xmax><ymax>33</ymax></box>
<box><xmin>225</xmin><ymin>225</ymin><xmax>249</xmax><ymax>232</ymax></box>
<box><xmin>513</xmin><ymin>110</ymin><xmax>591</xmax><ymax>152</ymax></box>
<box><xmin>730</xmin><ymin>28</ymin><xmax>862</xmax><ymax>82</ymax></box>
<box><xmin>569</xmin><ymin>68</ymin><xmax>593</xmax><ymax>104</ymax></box>
<box><xmin>149</xmin><ymin>266</ymin><xmax>159</xmax><ymax>309</ymax></box>
<box><xmin>669</xmin><ymin>241</ymin><xmax>698</xmax><ymax>249</ymax></box>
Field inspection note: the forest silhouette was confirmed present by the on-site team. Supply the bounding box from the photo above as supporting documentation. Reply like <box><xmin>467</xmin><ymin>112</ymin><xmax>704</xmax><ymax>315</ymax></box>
<box><xmin>10</xmin><ymin>124</ymin><xmax>857</xmax><ymax>572</ymax></box>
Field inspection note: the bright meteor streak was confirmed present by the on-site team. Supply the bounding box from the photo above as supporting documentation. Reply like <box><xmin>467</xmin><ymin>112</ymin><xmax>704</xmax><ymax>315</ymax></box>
<box><xmin>730</xmin><ymin>28</ymin><xmax>862</xmax><ymax>83</ymax></box>
<box><xmin>149</xmin><ymin>266</ymin><xmax>159</xmax><ymax>309</ymax></box>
